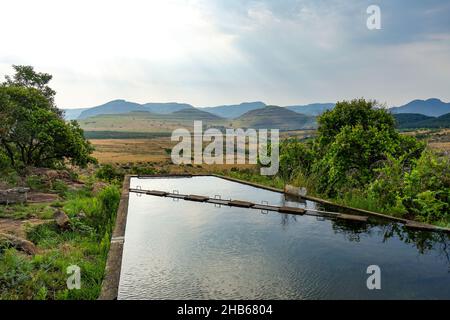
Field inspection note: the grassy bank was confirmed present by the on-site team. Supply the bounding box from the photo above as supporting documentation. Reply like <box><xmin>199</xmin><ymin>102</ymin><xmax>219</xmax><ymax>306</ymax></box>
<box><xmin>0</xmin><ymin>172</ymin><xmax>120</xmax><ymax>299</ymax></box>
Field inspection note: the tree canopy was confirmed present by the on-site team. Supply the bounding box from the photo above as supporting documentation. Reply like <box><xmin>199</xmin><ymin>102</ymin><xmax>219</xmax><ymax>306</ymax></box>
<box><xmin>0</xmin><ymin>66</ymin><xmax>95</xmax><ymax>171</ymax></box>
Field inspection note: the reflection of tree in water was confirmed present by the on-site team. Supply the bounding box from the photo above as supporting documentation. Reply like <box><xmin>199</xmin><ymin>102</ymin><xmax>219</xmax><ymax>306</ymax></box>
<box><xmin>380</xmin><ymin>223</ymin><xmax>450</xmax><ymax>270</ymax></box>
<box><xmin>331</xmin><ymin>220</ymin><xmax>374</xmax><ymax>242</ymax></box>
<box><xmin>331</xmin><ymin>219</ymin><xmax>450</xmax><ymax>269</ymax></box>
<box><xmin>280</xmin><ymin>213</ymin><xmax>297</xmax><ymax>230</ymax></box>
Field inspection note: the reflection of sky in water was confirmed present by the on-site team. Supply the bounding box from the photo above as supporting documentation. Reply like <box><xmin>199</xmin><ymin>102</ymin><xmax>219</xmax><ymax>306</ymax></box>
<box><xmin>119</xmin><ymin>177</ymin><xmax>450</xmax><ymax>299</ymax></box>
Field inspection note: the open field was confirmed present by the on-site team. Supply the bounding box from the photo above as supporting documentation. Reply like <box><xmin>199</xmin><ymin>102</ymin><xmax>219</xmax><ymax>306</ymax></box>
<box><xmin>79</xmin><ymin>112</ymin><xmax>228</xmax><ymax>133</ymax></box>
<box><xmin>404</xmin><ymin>129</ymin><xmax>450</xmax><ymax>153</ymax></box>
<box><xmin>89</xmin><ymin>128</ymin><xmax>450</xmax><ymax>167</ymax></box>
<box><xmin>89</xmin><ymin>130</ymin><xmax>316</xmax><ymax>165</ymax></box>
<box><xmin>90</xmin><ymin>138</ymin><xmax>173</xmax><ymax>163</ymax></box>
<box><xmin>89</xmin><ymin>138</ymin><xmax>257</xmax><ymax>175</ymax></box>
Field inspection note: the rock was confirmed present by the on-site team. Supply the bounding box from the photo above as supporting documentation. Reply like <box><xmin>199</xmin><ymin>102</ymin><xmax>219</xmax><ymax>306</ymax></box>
<box><xmin>54</xmin><ymin>210</ymin><xmax>70</xmax><ymax>229</ymax></box>
<box><xmin>0</xmin><ymin>233</ymin><xmax>37</xmax><ymax>255</ymax></box>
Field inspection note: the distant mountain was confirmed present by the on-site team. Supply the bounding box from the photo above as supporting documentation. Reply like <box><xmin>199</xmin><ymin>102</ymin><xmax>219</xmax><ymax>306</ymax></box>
<box><xmin>394</xmin><ymin>112</ymin><xmax>450</xmax><ymax>129</ymax></box>
<box><xmin>390</xmin><ymin>98</ymin><xmax>450</xmax><ymax>117</ymax></box>
<box><xmin>168</xmin><ymin>108</ymin><xmax>223</xmax><ymax>121</ymax></box>
<box><xmin>201</xmin><ymin>102</ymin><xmax>266</xmax><ymax>119</ymax></box>
<box><xmin>75</xmin><ymin>100</ymin><xmax>194</xmax><ymax>120</ymax></box>
<box><xmin>63</xmin><ymin>108</ymin><xmax>90</xmax><ymax>120</ymax></box>
<box><xmin>141</xmin><ymin>102</ymin><xmax>194</xmax><ymax>114</ymax></box>
<box><xmin>286</xmin><ymin>103</ymin><xmax>335</xmax><ymax>116</ymax></box>
<box><xmin>77</xmin><ymin>100</ymin><xmax>145</xmax><ymax>119</ymax></box>
<box><xmin>233</xmin><ymin>106</ymin><xmax>316</xmax><ymax>130</ymax></box>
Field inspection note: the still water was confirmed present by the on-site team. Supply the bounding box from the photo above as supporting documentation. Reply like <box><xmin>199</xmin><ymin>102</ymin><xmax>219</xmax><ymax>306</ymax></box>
<box><xmin>118</xmin><ymin>176</ymin><xmax>450</xmax><ymax>299</ymax></box>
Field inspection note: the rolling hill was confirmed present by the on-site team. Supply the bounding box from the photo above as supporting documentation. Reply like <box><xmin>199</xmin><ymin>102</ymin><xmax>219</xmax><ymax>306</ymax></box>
<box><xmin>77</xmin><ymin>100</ymin><xmax>194</xmax><ymax>119</ymax></box>
<box><xmin>390</xmin><ymin>98</ymin><xmax>450</xmax><ymax>117</ymax></box>
<box><xmin>200</xmin><ymin>102</ymin><xmax>266</xmax><ymax>119</ymax></box>
<box><xmin>166</xmin><ymin>108</ymin><xmax>223</xmax><ymax>121</ymax></box>
<box><xmin>394</xmin><ymin>112</ymin><xmax>450</xmax><ymax>129</ymax></box>
<box><xmin>286</xmin><ymin>103</ymin><xmax>335</xmax><ymax>116</ymax></box>
<box><xmin>141</xmin><ymin>102</ymin><xmax>194</xmax><ymax>114</ymax></box>
<box><xmin>232</xmin><ymin>106</ymin><xmax>316</xmax><ymax>130</ymax></box>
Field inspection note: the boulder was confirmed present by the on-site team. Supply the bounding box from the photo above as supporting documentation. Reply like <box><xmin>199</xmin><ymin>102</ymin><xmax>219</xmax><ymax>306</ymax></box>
<box><xmin>54</xmin><ymin>210</ymin><xmax>70</xmax><ymax>229</ymax></box>
<box><xmin>0</xmin><ymin>233</ymin><xmax>37</xmax><ymax>255</ymax></box>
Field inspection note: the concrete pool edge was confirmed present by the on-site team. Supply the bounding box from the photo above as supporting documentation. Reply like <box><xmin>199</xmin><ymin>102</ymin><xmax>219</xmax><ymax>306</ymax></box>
<box><xmin>98</xmin><ymin>175</ymin><xmax>131</xmax><ymax>300</ymax></box>
<box><xmin>213</xmin><ymin>174</ymin><xmax>450</xmax><ymax>233</ymax></box>
<box><xmin>99</xmin><ymin>174</ymin><xmax>450</xmax><ymax>299</ymax></box>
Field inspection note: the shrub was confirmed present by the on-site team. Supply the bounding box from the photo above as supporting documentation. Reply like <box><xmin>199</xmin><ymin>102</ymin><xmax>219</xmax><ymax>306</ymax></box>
<box><xmin>402</xmin><ymin>151</ymin><xmax>450</xmax><ymax>223</ymax></box>
<box><xmin>95</xmin><ymin>164</ymin><xmax>124</xmax><ymax>182</ymax></box>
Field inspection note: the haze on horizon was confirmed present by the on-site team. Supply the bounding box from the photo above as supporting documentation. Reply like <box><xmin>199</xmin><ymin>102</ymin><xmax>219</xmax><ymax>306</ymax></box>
<box><xmin>1</xmin><ymin>0</ymin><xmax>449</xmax><ymax>109</ymax></box>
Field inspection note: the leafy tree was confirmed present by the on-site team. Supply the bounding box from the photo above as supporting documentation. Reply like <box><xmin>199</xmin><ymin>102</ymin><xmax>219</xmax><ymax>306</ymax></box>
<box><xmin>0</xmin><ymin>66</ymin><xmax>95</xmax><ymax>170</ymax></box>
<box><xmin>3</xmin><ymin>65</ymin><xmax>56</xmax><ymax>104</ymax></box>
<box><xmin>278</xmin><ymin>139</ymin><xmax>313</xmax><ymax>181</ymax></box>
<box><xmin>315</xmin><ymin>99</ymin><xmax>396</xmax><ymax>150</ymax></box>
<box><xmin>311</xmin><ymin>99</ymin><xmax>424</xmax><ymax>196</ymax></box>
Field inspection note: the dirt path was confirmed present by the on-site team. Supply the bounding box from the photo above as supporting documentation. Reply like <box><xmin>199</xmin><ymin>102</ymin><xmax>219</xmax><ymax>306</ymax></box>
<box><xmin>27</xmin><ymin>192</ymin><xmax>59</xmax><ymax>203</ymax></box>
<box><xmin>0</xmin><ymin>218</ymin><xmax>50</xmax><ymax>238</ymax></box>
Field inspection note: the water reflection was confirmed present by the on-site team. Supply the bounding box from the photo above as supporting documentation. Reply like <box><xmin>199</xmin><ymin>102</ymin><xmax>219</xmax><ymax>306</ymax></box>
<box><xmin>119</xmin><ymin>176</ymin><xmax>450</xmax><ymax>299</ymax></box>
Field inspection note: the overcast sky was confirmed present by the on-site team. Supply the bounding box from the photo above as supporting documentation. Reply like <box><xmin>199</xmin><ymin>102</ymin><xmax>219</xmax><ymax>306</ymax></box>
<box><xmin>1</xmin><ymin>0</ymin><xmax>449</xmax><ymax>108</ymax></box>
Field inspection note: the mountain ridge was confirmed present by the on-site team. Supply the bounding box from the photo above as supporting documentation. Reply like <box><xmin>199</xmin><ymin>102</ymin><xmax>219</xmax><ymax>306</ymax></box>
<box><xmin>65</xmin><ymin>98</ymin><xmax>450</xmax><ymax>121</ymax></box>
<box><xmin>390</xmin><ymin>98</ymin><xmax>450</xmax><ymax>117</ymax></box>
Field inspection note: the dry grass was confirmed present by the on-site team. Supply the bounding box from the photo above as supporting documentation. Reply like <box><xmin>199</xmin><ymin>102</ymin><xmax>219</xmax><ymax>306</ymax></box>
<box><xmin>429</xmin><ymin>141</ymin><xmax>450</xmax><ymax>152</ymax></box>
<box><xmin>90</xmin><ymin>138</ymin><xmax>173</xmax><ymax>163</ymax></box>
<box><xmin>90</xmin><ymin>138</ymin><xmax>258</xmax><ymax>174</ymax></box>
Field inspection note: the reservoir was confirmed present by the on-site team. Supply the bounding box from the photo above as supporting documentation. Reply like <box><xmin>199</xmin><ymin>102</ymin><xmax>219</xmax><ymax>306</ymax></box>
<box><xmin>118</xmin><ymin>176</ymin><xmax>450</xmax><ymax>299</ymax></box>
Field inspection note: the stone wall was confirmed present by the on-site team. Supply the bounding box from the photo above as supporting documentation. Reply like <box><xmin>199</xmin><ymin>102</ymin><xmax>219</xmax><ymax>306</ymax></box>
<box><xmin>0</xmin><ymin>188</ymin><xmax>30</xmax><ymax>204</ymax></box>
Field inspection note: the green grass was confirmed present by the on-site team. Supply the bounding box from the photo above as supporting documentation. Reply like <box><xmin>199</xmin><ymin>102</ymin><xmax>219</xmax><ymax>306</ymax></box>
<box><xmin>0</xmin><ymin>203</ymin><xmax>55</xmax><ymax>220</ymax></box>
<box><xmin>224</xmin><ymin>168</ymin><xmax>285</xmax><ymax>189</ymax></box>
<box><xmin>0</xmin><ymin>182</ymin><xmax>120</xmax><ymax>300</ymax></box>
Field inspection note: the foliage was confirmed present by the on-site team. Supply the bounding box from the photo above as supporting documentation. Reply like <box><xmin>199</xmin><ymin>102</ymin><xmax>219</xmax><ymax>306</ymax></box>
<box><xmin>95</xmin><ymin>164</ymin><xmax>124</xmax><ymax>182</ymax></box>
<box><xmin>278</xmin><ymin>140</ymin><xmax>314</xmax><ymax>182</ymax></box>
<box><xmin>0</xmin><ymin>66</ymin><xmax>95</xmax><ymax>170</ymax></box>
<box><xmin>271</xmin><ymin>98</ymin><xmax>447</xmax><ymax>225</ymax></box>
<box><xmin>402</xmin><ymin>151</ymin><xmax>450</xmax><ymax>223</ymax></box>
<box><xmin>0</xmin><ymin>182</ymin><xmax>120</xmax><ymax>299</ymax></box>
<box><xmin>311</xmin><ymin>99</ymin><xmax>425</xmax><ymax>197</ymax></box>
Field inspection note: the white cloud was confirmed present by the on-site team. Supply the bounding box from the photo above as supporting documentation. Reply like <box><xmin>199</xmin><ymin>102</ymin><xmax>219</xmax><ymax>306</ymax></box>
<box><xmin>0</xmin><ymin>0</ymin><xmax>449</xmax><ymax>107</ymax></box>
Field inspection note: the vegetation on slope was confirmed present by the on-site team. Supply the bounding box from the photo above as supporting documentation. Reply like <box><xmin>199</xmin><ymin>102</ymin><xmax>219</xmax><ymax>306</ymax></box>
<box><xmin>230</xmin><ymin>99</ymin><xmax>449</xmax><ymax>227</ymax></box>
<box><xmin>0</xmin><ymin>65</ymin><xmax>120</xmax><ymax>300</ymax></box>
<box><xmin>232</xmin><ymin>105</ymin><xmax>316</xmax><ymax>130</ymax></box>
<box><xmin>394</xmin><ymin>112</ymin><xmax>450</xmax><ymax>129</ymax></box>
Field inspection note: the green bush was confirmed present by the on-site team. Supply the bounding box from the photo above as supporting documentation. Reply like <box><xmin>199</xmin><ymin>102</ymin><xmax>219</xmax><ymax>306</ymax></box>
<box><xmin>51</xmin><ymin>179</ymin><xmax>69</xmax><ymax>196</ymax></box>
<box><xmin>131</xmin><ymin>166</ymin><xmax>156</xmax><ymax>175</ymax></box>
<box><xmin>95</xmin><ymin>164</ymin><xmax>124</xmax><ymax>182</ymax></box>
<box><xmin>402</xmin><ymin>151</ymin><xmax>450</xmax><ymax>223</ymax></box>
<box><xmin>271</xmin><ymin>99</ymin><xmax>446</xmax><ymax>225</ymax></box>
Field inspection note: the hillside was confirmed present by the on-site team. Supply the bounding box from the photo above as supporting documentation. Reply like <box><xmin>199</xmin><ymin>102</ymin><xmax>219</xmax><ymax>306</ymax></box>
<box><xmin>77</xmin><ymin>100</ymin><xmax>143</xmax><ymax>119</ymax></box>
<box><xmin>232</xmin><ymin>106</ymin><xmax>315</xmax><ymax>130</ymax></box>
<box><xmin>394</xmin><ymin>112</ymin><xmax>450</xmax><ymax>129</ymax></box>
<box><xmin>78</xmin><ymin>109</ymin><xmax>226</xmax><ymax>133</ymax></box>
<box><xmin>141</xmin><ymin>102</ymin><xmax>194</xmax><ymax>114</ymax></box>
<box><xmin>201</xmin><ymin>101</ymin><xmax>266</xmax><ymax>119</ymax></box>
<box><xmin>76</xmin><ymin>100</ymin><xmax>194</xmax><ymax>119</ymax></box>
<box><xmin>390</xmin><ymin>98</ymin><xmax>450</xmax><ymax>117</ymax></box>
<box><xmin>286</xmin><ymin>103</ymin><xmax>335</xmax><ymax>116</ymax></box>
<box><xmin>167</xmin><ymin>108</ymin><xmax>224</xmax><ymax>121</ymax></box>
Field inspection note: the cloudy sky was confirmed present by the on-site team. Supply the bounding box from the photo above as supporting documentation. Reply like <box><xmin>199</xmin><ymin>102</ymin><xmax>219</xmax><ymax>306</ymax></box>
<box><xmin>1</xmin><ymin>0</ymin><xmax>449</xmax><ymax>108</ymax></box>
